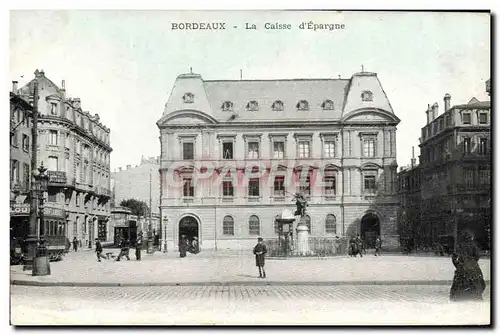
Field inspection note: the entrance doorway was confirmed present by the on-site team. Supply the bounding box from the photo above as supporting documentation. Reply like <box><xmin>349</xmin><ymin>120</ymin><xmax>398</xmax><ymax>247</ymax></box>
<box><xmin>179</xmin><ymin>216</ymin><xmax>199</xmax><ymax>247</ymax></box>
<box><xmin>360</xmin><ymin>213</ymin><xmax>380</xmax><ymax>249</ymax></box>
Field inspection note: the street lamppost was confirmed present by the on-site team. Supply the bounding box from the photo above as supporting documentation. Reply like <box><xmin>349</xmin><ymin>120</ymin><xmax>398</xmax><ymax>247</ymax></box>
<box><xmin>32</xmin><ymin>163</ymin><xmax>51</xmax><ymax>276</ymax></box>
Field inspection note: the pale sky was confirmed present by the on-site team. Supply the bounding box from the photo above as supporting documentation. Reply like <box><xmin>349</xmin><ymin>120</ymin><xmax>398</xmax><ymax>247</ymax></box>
<box><xmin>9</xmin><ymin>10</ymin><xmax>491</xmax><ymax>170</ymax></box>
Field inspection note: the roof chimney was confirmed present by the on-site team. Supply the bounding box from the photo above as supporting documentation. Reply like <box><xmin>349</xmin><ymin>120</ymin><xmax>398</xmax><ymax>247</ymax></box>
<box><xmin>126</xmin><ymin>165</ymin><xmax>131</xmax><ymax>170</ymax></box>
<box><xmin>425</xmin><ymin>104</ymin><xmax>432</xmax><ymax>124</ymax></box>
<box><xmin>444</xmin><ymin>93</ymin><xmax>451</xmax><ymax>112</ymax></box>
<box><xmin>12</xmin><ymin>81</ymin><xmax>18</xmax><ymax>93</ymax></box>
<box><xmin>61</xmin><ymin>80</ymin><xmax>65</xmax><ymax>89</ymax></box>
<box><xmin>432</xmin><ymin>102</ymin><xmax>439</xmax><ymax>120</ymax></box>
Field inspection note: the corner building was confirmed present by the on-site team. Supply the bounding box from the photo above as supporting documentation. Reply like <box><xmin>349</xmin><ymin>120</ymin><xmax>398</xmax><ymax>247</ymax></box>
<box><xmin>17</xmin><ymin>70</ymin><xmax>113</xmax><ymax>248</ymax></box>
<box><xmin>157</xmin><ymin>72</ymin><xmax>400</xmax><ymax>251</ymax></box>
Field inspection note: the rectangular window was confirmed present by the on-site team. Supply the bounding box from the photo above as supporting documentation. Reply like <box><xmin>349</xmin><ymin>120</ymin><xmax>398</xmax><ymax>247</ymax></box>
<box><xmin>76</xmin><ymin>163</ymin><xmax>81</xmax><ymax>183</ymax></box>
<box><xmin>479</xmin><ymin>112</ymin><xmax>488</xmax><ymax>125</ymax></box>
<box><xmin>247</xmin><ymin>142</ymin><xmax>259</xmax><ymax>159</ymax></box>
<box><xmin>76</xmin><ymin>193</ymin><xmax>80</xmax><ymax>206</ymax></box>
<box><xmin>364</xmin><ymin>175</ymin><xmax>377</xmax><ymax>193</ymax></box>
<box><xmin>479</xmin><ymin>169</ymin><xmax>490</xmax><ymax>188</ymax></box>
<box><xmin>273</xmin><ymin>141</ymin><xmax>285</xmax><ymax>159</ymax></box>
<box><xmin>65</xmin><ymin>133</ymin><xmax>70</xmax><ymax>149</ymax></box>
<box><xmin>222</xmin><ymin>180</ymin><xmax>234</xmax><ymax>197</ymax></box>
<box><xmin>48</xmin><ymin>156</ymin><xmax>58</xmax><ymax>171</ymax></box>
<box><xmin>479</xmin><ymin>138</ymin><xmax>488</xmax><ymax>155</ymax></box>
<box><xmin>324</xmin><ymin>141</ymin><xmax>335</xmax><ymax>158</ymax></box>
<box><xmin>22</xmin><ymin>134</ymin><xmax>29</xmax><ymax>152</ymax></box>
<box><xmin>50</xmin><ymin>102</ymin><xmax>58</xmax><ymax>116</ymax></box>
<box><xmin>182</xmin><ymin>142</ymin><xmax>194</xmax><ymax>160</ymax></box>
<box><xmin>83</xmin><ymin>164</ymin><xmax>88</xmax><ymax>183</ymax></box>
<box><xmin>248</xmin><ymin>178</ymin><xmax>260</xmax><ymax>197</ymax></box>
<box><xmin>49</xmin><ymin>130</ymin><xmax>58</xmax><ymax>146</ymax></box>
<box><xmin>298</xmin><ymin>141</ymin><xmax>310</xmax><ymax>158</ymax></box>
<box><xmin>299</xmin><ymin>171</ymin><xmax>311</xmax><ymax>196</ymax></box>
<box><xmin>11</xmin><ymin>160</ymin><xmax>19</xmax><ymax>182</ymax></box>
<box><xmin>324</xmin><ymin>175</ymin><xmax>336</xmax><ymax>195</ymax></box>
<box><xmin>464</xmin><ymin>169</ymin><xmax>475</xmax><ymax>189</ymax></box>
<box><xmin>273</xmin><ymin>176</ymin><xmax>285</xmax><ymax>197</ymax></box>
<box><xmin>48</xmin><ymin>189</ymin><xmax>57</xmax><ymax>202</ymax></box>
<box><xmin>12</xmin><ymin>130</ymin><xmax>19</xmax><ymax>147</ymax></box>
<box><xmin>439</xmin><ymin>118</ymin><xmax>444</xmax><ymax>131</ymax></box>
<box><xmin>222</xmin><ymin>142</ymin><xmax>234</xmax><ymax>159</ymax></box>
<box><xmin>98</xmin><ymin>222</ymin><xmax>107</xmax><ymax>241</ymax></box>
<box><xmin>462</xmin><ymin>113</ymin><xmax>471</xmax><ymax>125</ymax></box>
<box><xmin>463</xmin><ymin>138</ymin><xmax>471</xmax><ymax>154</ymax></box>
<box><xmin>73</xmin><ymin>218</ymin><xmax>78</xmax><ymax>235</ymax></box>
<box><xmin>363</xmin><ymin>139</ymin><xmax>376</xmax><ymax>157</ymax></box>
<box><xmin>183</xmin><ymin>178</ymin><xmax>194</xmax><ymax>197</ymax></box>
<box><xmin>23</xmin><ymin>163</ymin><xmax>30</xmax><ymax>191</ymax></box>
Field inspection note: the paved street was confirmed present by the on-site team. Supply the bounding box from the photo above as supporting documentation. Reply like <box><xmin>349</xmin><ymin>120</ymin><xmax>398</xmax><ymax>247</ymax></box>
<box><xmin>10</xmin><ymin>249</ymin><xmax>491</xmax><ymax>285</ymax></box>
<box><xmin>11</xmin><ymin>285</ymin><xmax>490</xmax><ymax>325</ymax></box>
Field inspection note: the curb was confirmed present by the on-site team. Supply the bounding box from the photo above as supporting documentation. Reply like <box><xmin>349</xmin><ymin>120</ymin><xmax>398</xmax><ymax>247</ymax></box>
<box><xmin>11</xmin><ymin>279</ymin><xmax>490</xmax><ymax>288</ymax></box>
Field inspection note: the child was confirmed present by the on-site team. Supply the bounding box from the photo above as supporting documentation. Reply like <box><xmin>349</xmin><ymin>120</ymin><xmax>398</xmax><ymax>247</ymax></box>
<box><xmin>253</xmin><ymin>237</ymin><xmax>267</xmax><ymax>279</ymax></box>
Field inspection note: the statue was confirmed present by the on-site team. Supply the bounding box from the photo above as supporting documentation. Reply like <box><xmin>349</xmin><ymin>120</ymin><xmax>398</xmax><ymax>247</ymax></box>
<box><xmin>293</xmin><ymin>192</ymin><xmax>307</xmax><ymax>218</ymax></box>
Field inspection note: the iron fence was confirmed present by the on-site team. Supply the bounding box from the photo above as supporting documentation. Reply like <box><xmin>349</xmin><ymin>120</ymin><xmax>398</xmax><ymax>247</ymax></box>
<box><xmin>265</xmin><ymin>236</ymin><xmax>350</xmax><ymax>257</ymax></box>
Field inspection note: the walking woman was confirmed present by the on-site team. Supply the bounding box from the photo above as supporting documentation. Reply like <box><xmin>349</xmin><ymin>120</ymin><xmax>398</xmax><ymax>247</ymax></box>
<box><xmin>450</xmin><ymin>231</ymin><xmax>486</xmax><ymax>301</ymax></box>
<box><xmin>253</xmin><ymin>237</ymin><xmax>267</xmax><ymax>278</ymax></box>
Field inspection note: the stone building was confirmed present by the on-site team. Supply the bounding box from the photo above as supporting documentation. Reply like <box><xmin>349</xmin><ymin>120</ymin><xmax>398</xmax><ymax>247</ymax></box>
<box><xmin>157</xmin><ymin>71</ymin><xmax>400</xmax><ymax>251</ymax></box>
<box><xmin>418</xmin><ymin>88</ymin><xmax>491</xmax><ymax>250</ymax></box>
<box><xmin>17</xmin><ymin>70</ymin><xmax>113</xmax><ymax>247</ymax></box>
<box><xmin>111</xmin><ymin>156</ymin><xmax>161</xmax><ymax>213</ymax></box>
<box><xmin>10</xmin><ymin>84</ymin><xmax>34</xmax><ymax>246</ymax></box>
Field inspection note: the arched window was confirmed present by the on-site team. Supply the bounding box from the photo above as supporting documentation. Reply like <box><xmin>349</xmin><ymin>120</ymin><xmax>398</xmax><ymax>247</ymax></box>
<box><xmin>296</xmin><ymin>100</ymin><xmax>309</xmax><ymax>111</ymax></box>
<box><xmin>272</xmin><ymin>100</ymin><xmax>284</xmax><ymax>111</ymax></box>
<box><xmin>325</xmin><ymin>214</ymin><xmax>336</xmax><ymax>234</ymax></box>
<box><xmin>321</xmin><ymin>100</ymin><xmax>334</xmax><ymax>110</ymax></box>
<box><xmin>249</xmin><ymin>215</ymin><xmax>260</xmax><ymax>235</ymax></box>
<box><xmin>221</xmin><ymin>101</ymin><xmax>234</xmax><ymax>111</ymax></box>
<box><xmin>303</xmin><ymin>215</ymin><xmax>311</xmax><ymax>234</ymax></box>
<box><xmin>361</xmin><ymin>91</ymin><xmax>373</xmax><ymax>102</ymax></box>
<box><xmin>246</xmin><ymin>101</ymin><xmax>259</xmax><ymax>111</ymax></box>
<box><xmin>223</xmin><ymin>215</ymin><xmax>234</xmax><ymax>236</ymax></box>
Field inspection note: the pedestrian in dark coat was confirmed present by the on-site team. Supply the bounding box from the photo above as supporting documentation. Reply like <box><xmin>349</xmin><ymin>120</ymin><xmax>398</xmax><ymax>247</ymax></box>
<box><xmin>116</xmin><ymin>239</ymin><xmax>130</xmax><ymax>261</ymax></box>
<box><xmin>95</xmin><ymin>239</ymin><xmax>105</xmax><ymax>262</ymax></box>
<box><xmin>374</xmin><ymin>236</ymin><xmax>382</xmax><ymax>256</ymax></box>
<box><xmin>348</xmin><ymin>237</ymin><xmax>357</xmax><ymax>257</ymax></box>
<box><xmin>179</xmin><ymin>235</ymin><xmax>188</xmax><ymax>258</ymax></box>
<box><xmin>72</xmin><ymin>237</ymin><xmax>78</xmax><ymax>252</ymax></box>
<box><xmin>450</xmin><ymin>231</ymin><xmax>486</xmax><ymax>301</ymax></box>
<box><xmin>356</xmin><ymin>234</ymin><xmax>364</xmax><ymax>258</ymax></box>
<box><xmin>135</xmin><ymin>236</ymin><xmax>142</xmax><ymax>261</ymax></box>
<box><xmin>253</xmin><ymin>237</ymin><xmax>267</xmax><ymax>278</ymax></box>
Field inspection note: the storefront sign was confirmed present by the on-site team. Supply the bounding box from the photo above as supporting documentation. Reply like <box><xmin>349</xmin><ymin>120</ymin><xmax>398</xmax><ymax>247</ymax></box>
<box><xmin>48</xmin><ymin>171</ymin><xmax>67</xmax><ymax>184</ymax></box>
<box><xmin>10</xmin><ymin>203</ymin><xmax>30</xmax><ymax>216</ymax></box>
<box><xmin>43</xmin><ymin>206</ymin><xmax>65</xmax><ymax>218</ymax></box>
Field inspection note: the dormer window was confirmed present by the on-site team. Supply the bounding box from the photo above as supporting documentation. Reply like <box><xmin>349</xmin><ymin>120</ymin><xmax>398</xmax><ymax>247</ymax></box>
<box><xmin>361</xmin><ymin>91</ymin><xmax>373</xmax><ymax>102</ymax></box>
<box><xmin>246</xmin><ymin>101</ymin><xmax>259</xmax><ymax>111</ymax></box>
<box><xmin>182</xmin><ymin>92</ymin><xmax>194</xmax><ymax>103</ymax></box>
<box><xmin>321</xmin><ymin>100</ymin><xmax>334</xmax><ymax>110</ymax></box>
<box><xmin>272</xmin><ymin>100</ymin><xmax>284</xmax><ymax>111</ymax></box>
<box><xmin>221</xmin><ymin>101</ymin><xmax>233</xmax><ymax>111</ymax></box>
<box><xmin>296</xmin><ymin>100</ymin><xmax>309</xmax><ymax>111</ymax></box>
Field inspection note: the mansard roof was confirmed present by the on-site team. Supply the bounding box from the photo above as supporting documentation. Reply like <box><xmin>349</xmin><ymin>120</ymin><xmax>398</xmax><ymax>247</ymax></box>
<box><xmin>158</xmin><ymin>71</ymin><xmax>398</xmax><ymax>126</ymax></box>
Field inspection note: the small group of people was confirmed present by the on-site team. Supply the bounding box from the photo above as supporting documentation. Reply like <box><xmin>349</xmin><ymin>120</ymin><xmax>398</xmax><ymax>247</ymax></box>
<box><xmin>178</xmin><ymin>235</ymin><xmax>199</xmax><ymax>258</ymax></box>
<box><xmin>93</xmin><ymin>234</ymin><xmax>145</xmax><ymax>262</ymax></box>
<box><xmin>348</xmin><ymin>235</ymin><xmax>382</xmax><ymax>257</ymax></box>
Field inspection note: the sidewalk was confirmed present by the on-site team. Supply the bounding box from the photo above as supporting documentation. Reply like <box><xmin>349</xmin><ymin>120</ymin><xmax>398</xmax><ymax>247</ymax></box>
<box><xmin>10</xmin><ymin>249</ymin><xmax>491</xmax><ymax>287</ymax></box>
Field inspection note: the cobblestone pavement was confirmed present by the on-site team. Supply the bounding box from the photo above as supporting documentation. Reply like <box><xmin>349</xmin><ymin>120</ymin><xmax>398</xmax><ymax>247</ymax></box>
<box><xmin>11</xmin><ymin>285</ymin><xmax>491</xmax><ymax>325</ymax></box>
<box><xmin>10</xmin><ymin>250</ymin><xmax>491</xmax><ymax>285</ymax></box>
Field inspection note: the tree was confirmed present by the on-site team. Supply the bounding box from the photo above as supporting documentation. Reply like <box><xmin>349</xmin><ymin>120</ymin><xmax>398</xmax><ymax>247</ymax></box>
<box><xmin>120</xmin><ymin>198</ymin><xmax>149</xmax><ymax>217</ymax></box>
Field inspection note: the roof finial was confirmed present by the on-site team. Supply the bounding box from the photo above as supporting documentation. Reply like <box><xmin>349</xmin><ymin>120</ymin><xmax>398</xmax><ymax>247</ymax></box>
<box><xmin>190</xmin><ymin>67</ymin><xmax>193</xmax><ymax>74</ymax></box>
<box><xmin>361</xmin><ymin>64</ymin><xmax>364</xmax><ymax>73</ymax></box>
<box><xmin>240</xmin><ymin>69</ymin><xmax>242</xmax><ymax>80</ymax></box>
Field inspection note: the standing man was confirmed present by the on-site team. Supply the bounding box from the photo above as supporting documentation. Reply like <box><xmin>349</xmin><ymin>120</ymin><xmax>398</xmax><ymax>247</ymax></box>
<box><xmin>72</xmin><ymin>237</ymin><xmax>78</xmax><ymax>252</ymax></box>
<box><xmin>135</xmin><ymin>234</ymin><xmax>142</xmax><ymax>261</ymax></box>
<box><xmin>374</xmin><ymin>236</ymin><xmax>382</xmax><ymax>256</ymax></box>
<box><xmin>253</xmin><ymin>237</ymin><xmax>268</xmax><ymax>279</ymax></box>
<box><xmin>356</xmin><ymin>234</ymin><xmax>364</xmax><ymax>258</ymax></box>
<box><xmin>95</xmin><ymin>238</ymin><xmax>105</xmax><ymax>262</ymax></box>
<box><xmin>179</xmin><ymin>235</ymin><xmax>187</xmax><ymax>258</ymax></box>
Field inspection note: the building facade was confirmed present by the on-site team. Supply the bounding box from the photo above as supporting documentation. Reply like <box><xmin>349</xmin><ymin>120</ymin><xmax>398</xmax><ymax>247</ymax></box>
<box><xmin>418</xmin><ymin>90</ymin><xmax>491</xmax><ymax>250</ymax></box>
<box><xmin>111</xmin><ymin>156</ymin><xmax>161</xmax><ymax>213</ymax></box>
<box><xmin>10</xmin><ymin>84</ymin><xmax>34</xmax><ymax>249</ymax></box>
<box><xmin>157</xmin><ymin>72</ymin><xmax>401</xmax><ymax>251</ymax></box>
<box><xmin>17</xmin><ymin>70</ymin><xmax>113</xmax><ymax>248</ymax></box>
<box><xmin>396</xmin><ymin>160</ymin><xmax>421</xmax><ymax>250</ymax></box>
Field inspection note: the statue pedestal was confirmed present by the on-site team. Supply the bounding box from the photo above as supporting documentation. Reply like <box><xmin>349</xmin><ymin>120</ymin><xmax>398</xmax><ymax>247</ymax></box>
<box><xmin>296</xmin><ymin>223</ymin><xmax>310</xmax><ymax>256</ymax></box>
